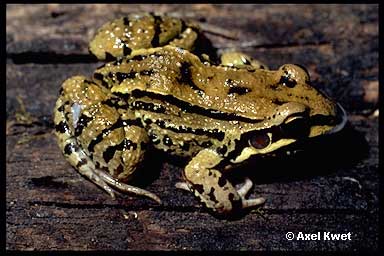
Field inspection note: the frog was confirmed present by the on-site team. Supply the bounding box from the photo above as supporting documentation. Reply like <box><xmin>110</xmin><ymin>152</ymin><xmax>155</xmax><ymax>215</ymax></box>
<box><xmin>54</xmin><ymin>13</ymin><xmax>347</xmax><ymax>215</ymax></box>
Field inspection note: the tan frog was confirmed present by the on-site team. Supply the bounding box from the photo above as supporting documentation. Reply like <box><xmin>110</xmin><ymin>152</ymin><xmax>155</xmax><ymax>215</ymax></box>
<box><xmin>54</xmin><ymin>13</ymin><xmax>346</xmax><ymax>215</ymax></box>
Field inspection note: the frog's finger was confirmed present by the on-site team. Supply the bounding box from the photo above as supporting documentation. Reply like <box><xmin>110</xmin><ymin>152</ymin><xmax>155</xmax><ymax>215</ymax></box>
<box><xmin>237</xmin><ymin>178</ymin><xmax>266</xmax><ymax>208</ymax></box>
<box><xmin>175</xmin><ymin>182</ymin><xmax>191</xmax><ymax>192</ymax></box>
<box><xmin>242</xmin><ymin>197</ymin><xmax>266</xmax><ymax>209</ymax></box>
<box><xmin>237</xmin><ymin>177</ymin><xmax>253</xmax><ymax>197</ymax></box>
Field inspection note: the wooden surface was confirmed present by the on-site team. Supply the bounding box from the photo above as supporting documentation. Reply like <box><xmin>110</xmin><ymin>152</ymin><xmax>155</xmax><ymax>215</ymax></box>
<box><xmin>6</xmin><ymin>4</ymin><xmax>379</xmax><ymax>251</ymax></box>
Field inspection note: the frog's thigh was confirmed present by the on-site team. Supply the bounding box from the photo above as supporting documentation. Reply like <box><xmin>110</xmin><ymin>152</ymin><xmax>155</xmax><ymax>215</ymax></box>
<box><xmin>183</xmin><ymin>149</ymin><xmax>241</xmax><ymax>213</ymax></box>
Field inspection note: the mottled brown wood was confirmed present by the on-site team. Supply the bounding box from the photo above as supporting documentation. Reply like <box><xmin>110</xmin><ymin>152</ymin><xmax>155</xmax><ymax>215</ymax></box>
<box><xmin>6</xmin><ymin>4</ymin><xmax>378</xmax><ymax>251</ymax></box>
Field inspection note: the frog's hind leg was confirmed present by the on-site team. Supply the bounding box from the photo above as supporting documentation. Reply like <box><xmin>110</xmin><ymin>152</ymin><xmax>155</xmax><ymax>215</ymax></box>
<box><xmin>54</xmin><ymin>92</ymin><xmax>117</xmax><ymax>198</ymax></box>
<box><xmin>54</xmin><ymin>76</ymin><xmax>160</xmax><ymax>203</ymax></box>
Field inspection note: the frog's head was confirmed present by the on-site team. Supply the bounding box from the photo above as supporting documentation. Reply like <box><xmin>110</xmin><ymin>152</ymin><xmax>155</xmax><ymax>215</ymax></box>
<box><xmin>231</xmin><ymin>64</ymin><xmax>346</xmax><ymax>163</ymax></box>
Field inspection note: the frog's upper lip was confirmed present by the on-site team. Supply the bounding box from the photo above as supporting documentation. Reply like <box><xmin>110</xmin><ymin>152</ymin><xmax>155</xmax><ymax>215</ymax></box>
<box><xmin>307</xmin><ymin>103</ymin><xmax>347</xmax><ymax>136</ymax></box>
<box><xmin>327</xmin><ymin>103</ymin><xmax>347</xmax><ymax>134</ymax></box>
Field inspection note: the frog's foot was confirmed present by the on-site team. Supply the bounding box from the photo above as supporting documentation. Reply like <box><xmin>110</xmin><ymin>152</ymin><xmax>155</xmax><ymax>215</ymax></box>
<box><xmin>61</xmin><ymin>136</ymin><xmax>161</xmax><ymax>204</ymax></box>
<box><xmin>81</xmin><ymin>160</ymin><xmax>162</xmax><ymax>203</ymax></box>
<box><xmin>78</xmin><ymin>156</ymin><xmax>162</xmax><ymax>203</ymax></box>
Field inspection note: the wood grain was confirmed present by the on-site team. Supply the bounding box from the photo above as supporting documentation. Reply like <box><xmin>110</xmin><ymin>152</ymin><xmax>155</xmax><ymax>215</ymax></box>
<box><xmin>6</xmin><ymin>4</ymin><xmax>378</xmax><ymax>251</ymax></box>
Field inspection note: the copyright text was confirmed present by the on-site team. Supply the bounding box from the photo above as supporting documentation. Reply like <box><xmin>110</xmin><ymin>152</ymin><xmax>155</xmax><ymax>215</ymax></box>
<box><xmin>285</xmin><ymin>232</ymin><xmax>352</xmax><ymax>241</ymax></box>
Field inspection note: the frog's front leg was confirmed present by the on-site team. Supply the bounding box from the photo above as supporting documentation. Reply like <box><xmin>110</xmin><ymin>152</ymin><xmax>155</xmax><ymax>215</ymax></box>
<box><xmin>54</xmin><ymin>76</ymin><xmax>160</xmax><ymax>203</ymax></box>
<box><xmin>179</xmin><ymin>149</ymin><xmax>265</xmax><ymax>214</ymax></box>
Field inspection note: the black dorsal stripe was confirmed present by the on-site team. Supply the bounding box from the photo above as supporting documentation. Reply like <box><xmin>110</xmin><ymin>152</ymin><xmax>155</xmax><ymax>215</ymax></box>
<box><xmin>114</xmin><ymin>90</ymin><xmax>263</xmax><ymax>124</ymax></box>
<box><xmin>152</xmin><ymin>118</ymin><xmax>225</xmax><ymax>141</ymax></box>
<box><xmin>228</xmin><ymin>86</ymin><xmax>251</xmax><ymax>95</ymax></box>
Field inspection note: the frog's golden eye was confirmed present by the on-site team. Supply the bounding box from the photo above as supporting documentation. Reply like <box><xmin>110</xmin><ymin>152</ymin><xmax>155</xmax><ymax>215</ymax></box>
<box><xmin>281</xmin><ymin>116</ymin><xmax>309</xmax><ymax>138</ymax></box>
<box><xmin>249</xmin><ymin>132</ymin><xmax>271</xmax><ymax>149</ymax></box>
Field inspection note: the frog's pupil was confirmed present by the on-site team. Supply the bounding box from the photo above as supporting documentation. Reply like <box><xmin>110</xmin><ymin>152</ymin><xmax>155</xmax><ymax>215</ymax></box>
<box><xmin>249</xmin><ymin>133</ymin><xmax>270</xmax><ymax>149</ymax></box>
<box><xmin>279</xmin><ymin>75</ymin><xmax>297</xmax><ymax>88</ymax></box>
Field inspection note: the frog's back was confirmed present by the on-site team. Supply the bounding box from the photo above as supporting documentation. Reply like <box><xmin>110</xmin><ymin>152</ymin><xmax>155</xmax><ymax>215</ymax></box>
<box><xmin>93</xmin><ymin>46</ymin><xmax>320</xmax><ymax>123</ymax></box>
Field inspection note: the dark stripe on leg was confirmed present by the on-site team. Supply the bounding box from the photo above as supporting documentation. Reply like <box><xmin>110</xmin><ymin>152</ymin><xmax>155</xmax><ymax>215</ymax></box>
<box><xmin>74</xmin><ymin>114</ymin><xmax>94</xmax><ymax>136</ymax></box>
<box><xmin>103</xmin><ymin>138</ymin><xmax>138</xmax><ymax>163</ymax></box>
<box><xmin>55</xmin><ymin>121</ymin><xmax>70</xmax><ymax>133</ymax></box>
<box><xmin>88</xmin><ymin>118</ymin><xmax>143</xmax><ymax>153</ymax></box>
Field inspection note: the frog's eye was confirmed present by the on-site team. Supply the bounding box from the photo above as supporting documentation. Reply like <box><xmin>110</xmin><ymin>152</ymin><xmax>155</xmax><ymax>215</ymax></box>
<box><xmin>278</xmin><ymin>64</ymin><xmax>310</xmax><ymax>86</ymax></box>
<box><xmin>279</xmin><ymin>73</ymin><xmax>297</xmax><ymax>88</ymax></box>
<box><xmin>249</xmin><ymin>132</ymin><xmax>271</xmax><ymax>149</ymax></box>
<box><xmin>281</xmin><ymin>116</ymin><xmax>309</xmax><ymax>138</ymax></box>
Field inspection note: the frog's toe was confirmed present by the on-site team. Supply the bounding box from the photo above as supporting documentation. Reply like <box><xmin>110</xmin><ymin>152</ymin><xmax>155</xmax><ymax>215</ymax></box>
<box><xmin>96</xmin><ymin>170</ymin><xmax>162</xmax><ymax>204</ymax></box>
<box><xmin>85</xmin><ymin>165</ymin><xmax>117</xmax><ymax>199</ymax></box>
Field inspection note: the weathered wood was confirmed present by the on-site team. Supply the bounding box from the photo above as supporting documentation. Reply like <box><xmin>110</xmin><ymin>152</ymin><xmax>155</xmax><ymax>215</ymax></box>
<box><xmin>6</xmin><ymin>4</ymin><xmax>378</xmax><ymax>251</ymax></box>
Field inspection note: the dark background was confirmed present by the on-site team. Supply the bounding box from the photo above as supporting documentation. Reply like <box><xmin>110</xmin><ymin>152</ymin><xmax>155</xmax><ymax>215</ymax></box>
<box><xmin>6</xmin><ymin>4</ymin><xmax>379</xmax><ymax>251</ymax></box>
